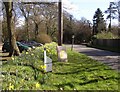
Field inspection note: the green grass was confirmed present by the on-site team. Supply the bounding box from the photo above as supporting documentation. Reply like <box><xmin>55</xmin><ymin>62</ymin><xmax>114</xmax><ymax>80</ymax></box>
<box><xmin>1</xmin><ymin>42</ymin><xmax>119</xmax><ymax>90</ymax></box>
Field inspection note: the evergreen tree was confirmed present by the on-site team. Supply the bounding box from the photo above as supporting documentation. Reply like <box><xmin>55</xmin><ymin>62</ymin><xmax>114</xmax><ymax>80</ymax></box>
<box><xmin>105</xmin><ymin>1</ymin><xmax>120</xmax><ymax>32</ymax></box>
<box><xmin>93</xmin><ymin>8</ymin><xmax>106</xmax><ymax>34</ymax></box>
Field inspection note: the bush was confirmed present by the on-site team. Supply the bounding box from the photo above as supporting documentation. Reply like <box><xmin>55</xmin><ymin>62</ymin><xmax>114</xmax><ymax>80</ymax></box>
<box><xmin>36</xmin><ymin>33</ymin><xmax>52</xmax><ymax>44</ymax></box>
<box><xmin>96</xmin><ymin>31</ymin><xmax>119</xmax><ymax>39</ymax></box>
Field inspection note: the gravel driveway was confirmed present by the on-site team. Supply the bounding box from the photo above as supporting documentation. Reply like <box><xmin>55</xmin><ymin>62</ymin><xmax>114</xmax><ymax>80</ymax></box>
<box><xmin>65</xmin><ymin>44</ymin><xmax>120</xmax><ymax>71</ymax></box>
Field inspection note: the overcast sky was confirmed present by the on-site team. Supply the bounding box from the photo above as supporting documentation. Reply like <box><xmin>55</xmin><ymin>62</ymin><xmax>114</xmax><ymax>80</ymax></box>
<box><xmin>63</xmin><ymin>0</ymin><xmax>119</xmax><ymax>25</ymax></box>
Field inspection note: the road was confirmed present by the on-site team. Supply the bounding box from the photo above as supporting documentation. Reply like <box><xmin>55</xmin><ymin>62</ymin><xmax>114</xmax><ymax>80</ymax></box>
<box><xmin>66</xmin><ymin>44</ymin><xmax>120</xmax><ymax>71</ymax></box>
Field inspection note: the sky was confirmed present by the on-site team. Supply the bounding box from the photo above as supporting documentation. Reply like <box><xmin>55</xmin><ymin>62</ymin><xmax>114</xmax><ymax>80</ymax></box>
<box><xmin>63</xmin><ymin>0</ymin><xmax>119</xmax><ymax>25</ymax></box>
<box><xmin>1</xmin><ymin>0</ymin><xmax>118</xmax><ymax>26</ymax></box>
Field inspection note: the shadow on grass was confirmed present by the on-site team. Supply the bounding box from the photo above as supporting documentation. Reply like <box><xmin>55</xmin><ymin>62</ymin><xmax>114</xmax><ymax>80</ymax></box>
<box><xmin>54</xmin><ymin>68</ymin><xmax>113</xmax><ymax>75</ymax></box>
<box><xmin>54</xmin><ymin>62</ymin><xmax>113</xmax><ymax>75</ymax></box>
<box><xmin>79</xmin><ymin>76</ymin><xmax>119</xmax><ymax>86</ymax></box>
<box><xmin>53</xmin><ymin>76</ymin><xmax>119</xmax><ymax>90</ymax></box>
<box><xmin>54</xmin><ymin>82</ymin><xmax>74</xmax><ymax>89</ymax></box>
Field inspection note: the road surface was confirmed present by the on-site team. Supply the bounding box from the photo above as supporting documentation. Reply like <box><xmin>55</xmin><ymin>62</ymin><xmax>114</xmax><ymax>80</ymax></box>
<box><xmin>66</xmin><ymin>44</ymin><xmax>120</xmax><ymax>71</ymax></box>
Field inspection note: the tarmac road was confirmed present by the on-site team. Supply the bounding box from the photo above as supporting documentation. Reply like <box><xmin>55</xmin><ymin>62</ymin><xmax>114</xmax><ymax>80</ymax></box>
<box><xmin>65</xmin><ymin>44</ymin><xmax>120</xmax><ymax>71</ymax></box>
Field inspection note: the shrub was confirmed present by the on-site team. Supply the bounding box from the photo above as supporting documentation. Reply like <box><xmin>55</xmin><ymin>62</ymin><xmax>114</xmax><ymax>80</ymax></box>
<box><xmin>96</xmin><ymin>31</ymin><xmax>119</xmax><ymax>39</ymax></box>
<box><xmin>36</xmin><ymin>33</ymin><xmax>52</xmax><ymax>44</ymax></box>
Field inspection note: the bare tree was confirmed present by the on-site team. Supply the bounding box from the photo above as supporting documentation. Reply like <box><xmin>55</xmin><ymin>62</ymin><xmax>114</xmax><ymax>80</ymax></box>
<box><xmin>29</xmin><ymin>4</ymin><xmax>43</xmax><ymax>39</ymax></box>
<box><xmin>40</xmin><ymin>3</ymin><xmax>58</xmax><ymax>36</ymax></box>
<box><xmin>18</xmin><ymin>3</ymin><xmax>32</xmax><ymax>41</ymax></box>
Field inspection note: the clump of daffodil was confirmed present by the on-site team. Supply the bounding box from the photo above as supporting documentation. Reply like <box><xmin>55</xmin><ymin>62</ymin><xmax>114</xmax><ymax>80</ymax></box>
<box><xmin>8</xmin><ymin>83</ymin><xmax>14</xmax><ymax>90</ymax></box>
<box><xmin>40</xmin><ymin>65</ymin><xmax>46</xmax><ymax>69</ymax></box>
<box><xmin>36</xmin><ymin>82</ymin><xmax>41</xmax><ymax>89</ymax></box>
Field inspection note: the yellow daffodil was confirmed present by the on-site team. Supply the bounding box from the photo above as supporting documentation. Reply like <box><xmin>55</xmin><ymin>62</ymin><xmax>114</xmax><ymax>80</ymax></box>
<box><xmin>60</xmin><ymin>87</ymin><xmax>63</xmax><ymax>90</ymax></box>
<box><xmin>74</xmin><ymin>88</ymin><xmax>77</xmax><ymax>90</ymax></box>
<box><xmin>36</xmin><ymin>82</ymin><xmax>40</xmax><ymax>88</ymax></box>
<box><xmin>21</xmin><ymin>79</ymin><xmax>24</xmax><ymax>82</ymax></box>
<box><xmin>31</xmin><ymin>53</ymin><xmax>34</xmax><ymax>56</ymax></box>
<box><xmin>11</xmin><ymin>57</ymin><xmax>14</xmax><ymax>60</ymax></box>
<box><xmin>40</xmin><ymin>65</ymin><xmax>46</xmax><ymax>69</ymax></box>
<box><xmin>40</xmin><ymin>65</ymin><xmax>43</xmax><ymax>69</ymax></box>
<box><xmin>26</xmin><ymin>52</ymin><xmax>28</xmax><ymax>54</ymax></box>
<box><xmin>9</xmin><ymin>83</ymin><xmax>14</xmax><ymax>90</ymax></box>
<box><xmin>44</xmin><ymin>65</ymin><xmax>46</xmax><ymax>69</ymax></box>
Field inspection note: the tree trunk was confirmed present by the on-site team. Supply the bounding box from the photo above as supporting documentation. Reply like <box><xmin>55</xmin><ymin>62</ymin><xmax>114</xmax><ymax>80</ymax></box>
<box><xmin>45</xmin><ymin>22</ymin><xmax>49</xmax><ymax>35</ymax></box>
<box><xmin>4</xmin><ymin>2</ymin><xmax>20</xmax><ymax>56</ymax></box>
<box><xmin>26</xmin><ymin>18</ymin><xmax>30</xmax><ymax>41</ymax></box>
<box><xmin>35</xmin><ymin>22</ymin><xmax>38</xmax><ymax>40</ymax></box>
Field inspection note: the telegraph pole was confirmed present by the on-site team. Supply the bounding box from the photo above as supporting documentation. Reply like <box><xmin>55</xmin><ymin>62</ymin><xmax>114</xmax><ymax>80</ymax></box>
<box><xmin>58</xmin><ymin>0</ymin><xmax>63</xmax><ymax>46</ymax></box>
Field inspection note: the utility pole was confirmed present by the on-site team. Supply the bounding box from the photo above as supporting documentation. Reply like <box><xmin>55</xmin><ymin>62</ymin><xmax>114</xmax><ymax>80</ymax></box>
<box><xmin>58</xmin><ymin>0</ymin><xmax>63</xmax><ymax>46</ymax></box>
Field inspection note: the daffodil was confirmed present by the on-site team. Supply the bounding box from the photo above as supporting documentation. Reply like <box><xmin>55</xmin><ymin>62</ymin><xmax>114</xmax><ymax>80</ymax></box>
<box><xmin>21</xmin><ymin>79</ymin><xmax>24</xmax><ymax>82</ymax></box>
<box><xmin>44</xmin><ymin>65</ymin><xmax>46</xmax><ymax>69</ymax></box>
<box><xmin>74</xmin><ymin>88</ymin><xmax>77</xmax><ymax>90</ymax></box>
<box><xmin>31</xmin><ymin>53</ymin><xmax>34</xmax><ymax>56</ymax></box>
<box><xmin>60</xmin><ymin>87</ymin><xmax>63</xmax><ymax>90</ymax></box>
<box><xmin>36</xmin><ymin>82</ymin><xmax>40</xmax><ymax>88</ymax></box>
<box><xmin>9</xmin><ymin>83</ymin><xmax>14</xmax><ymax>90</ymax></box>
<box><xmin>26</xmin><ymin>52</ymin><xmax>28</xmax><ymax>54</ymax></box>
<box><xmin>40</xmin><ymin>65</ymin><xmax>46</xmax><ymax>69</ymax></box>
<box><xmin>11</xmin><ymin>57</ymin><xmax>14</xmax><ymax>60</ymax></box>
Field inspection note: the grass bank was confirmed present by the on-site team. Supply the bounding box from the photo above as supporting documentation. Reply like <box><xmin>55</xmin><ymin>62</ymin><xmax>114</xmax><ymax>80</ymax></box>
<box><xmin>2</xmin><ymin>42</ymin><xmax>119</xmax><ymax>90</ymax></box>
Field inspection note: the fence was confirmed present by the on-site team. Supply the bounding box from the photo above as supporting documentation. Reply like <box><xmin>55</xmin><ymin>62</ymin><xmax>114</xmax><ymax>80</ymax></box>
<box><xmin>93</xmin><ymin>39</ymin><xmax>120</xmax><ymax>48</ymax></box>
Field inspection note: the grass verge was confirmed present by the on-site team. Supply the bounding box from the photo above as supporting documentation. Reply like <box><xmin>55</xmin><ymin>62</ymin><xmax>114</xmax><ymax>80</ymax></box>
<box><xmin>1</xmin><ymin>42</ymin><xmax>119</xmax><ymax>90</ymax></box>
